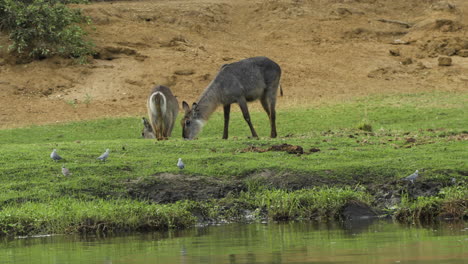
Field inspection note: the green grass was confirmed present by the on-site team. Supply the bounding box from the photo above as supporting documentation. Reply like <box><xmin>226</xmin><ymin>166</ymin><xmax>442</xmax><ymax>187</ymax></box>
<box><xmin>0</xmin><ymin>91</ymin><xmax>467</xmax><ymax>236</ymax></box>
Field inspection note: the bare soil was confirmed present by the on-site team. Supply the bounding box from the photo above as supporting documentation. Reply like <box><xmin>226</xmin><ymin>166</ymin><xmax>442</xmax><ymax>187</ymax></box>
<box><xmin>0</xmin><ymin>0</ymin><xmax>467</xmax><ymax>129</ymax></box>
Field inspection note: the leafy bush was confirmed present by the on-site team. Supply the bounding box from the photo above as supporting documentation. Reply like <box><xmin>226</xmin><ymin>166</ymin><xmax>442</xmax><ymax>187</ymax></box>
<box><xmin>0</xmin><ymin>0</ymin><xmax>93</xmax><ymax>62</ymax></box>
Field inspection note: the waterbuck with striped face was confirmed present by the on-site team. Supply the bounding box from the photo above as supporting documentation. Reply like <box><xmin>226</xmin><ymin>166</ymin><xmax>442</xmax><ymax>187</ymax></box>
<box><xmin>146</xmin><ymin>85</ymin><xmax>179</xmax><ymax>140</ymax></box>
<box><xmin>181</xmin><ymin>56</ymin><xmax>282</xmax><ymax>140</ymax></box>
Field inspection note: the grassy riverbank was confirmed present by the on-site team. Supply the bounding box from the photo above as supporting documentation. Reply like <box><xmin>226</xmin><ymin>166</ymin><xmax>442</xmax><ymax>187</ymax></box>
<box><xmin>0</xmin><ymin>92</ymin><xmax>467</xmax><ymax>236</ymax></box>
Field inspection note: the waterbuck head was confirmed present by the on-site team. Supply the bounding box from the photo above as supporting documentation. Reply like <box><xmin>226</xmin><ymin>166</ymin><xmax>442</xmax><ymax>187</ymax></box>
<box><xmin>141</xmin><ymin>117</ymin><xmax>155</xmax><ymax>139</ymax></box>
<box><xmin>181</xmin><ymin>101</ymin><xmax>204</xmax><ymax>140</ymax></box>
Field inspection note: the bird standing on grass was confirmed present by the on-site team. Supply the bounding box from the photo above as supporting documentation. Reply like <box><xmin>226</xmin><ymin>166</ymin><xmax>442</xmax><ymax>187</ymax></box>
<box><xmin>61</xmin><ymin>165</ymin><xmax>71</xmax><ymax>177</ymax></box>
<box><xmin>50</xmin><ymin>149</ymin><xmax>62</xmax><ymax>162</ymax></box>
<box><xmin>177</xmin><ymin>158</ymin><xmax>185</xmax><ymax>169</ymax></box>
<box><xmin>97</xmin><ymin>149</ymin><xmax>110</xmax><ymax>162</ymax></box>
<box><xmin>404</xmin><ymin>170</ymin><xmax>419</xmax><ymax>184</ymax></box>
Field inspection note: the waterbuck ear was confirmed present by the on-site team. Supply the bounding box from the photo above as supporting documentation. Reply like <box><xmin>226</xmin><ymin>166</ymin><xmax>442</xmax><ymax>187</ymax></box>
<box><xmin>192</xmin><ymin>102</ymin><xmax>198</xmax><ymax>111</ymax></box>
<box><xmin>182</xmin><ymin>101</ymin><xmax>190</xmax><ymax>113</ymax></box>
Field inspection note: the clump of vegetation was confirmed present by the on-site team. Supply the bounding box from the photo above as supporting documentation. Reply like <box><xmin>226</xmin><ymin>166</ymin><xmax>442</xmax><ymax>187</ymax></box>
<box><xmin>237</xmin><ymin>187</ymin><xmax>373</xmax><ymax>221</ymax></box>
<box><xmin>0</xmin><ymin>198</ymin><xmax>197</xmax><ymax>236</ymax></box>
<box><xmin>0</xmin><ymin>0</ymin><xmax>94</xmax><ymax>62</ymax></box>
<box><xmin>395</xmin><ymin>186</ymin><xmax>468</xmax><ymax>222</ymax></box>
<box><xmin>357</xmin><ymin>122</ymin><xmax>373</xmax><ymax>132</ymax></box>
<box><xmin>439</xmin><ymin>186</ymin><xmax>468</xmax><ymax>219</ymax></box>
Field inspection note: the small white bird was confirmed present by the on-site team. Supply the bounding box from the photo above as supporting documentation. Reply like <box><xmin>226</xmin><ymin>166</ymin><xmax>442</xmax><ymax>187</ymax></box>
<box><xmin>50</xmin><ymin>149</ymin><xmax>62</xmax><ymax>162</ymax></box>
<box><xmin>61</xmin><ymin>165</ymin><xmax>72</xmax><ymax>177</ymax></box>
<box><xmin>177</xmin><ymin>158</ymin><xmax>185</xmax><ymax>169</ymax></box>
<box><xmin>97</xmin><ymin>149</ymin><xmax>110</xmax><ymax>162</ymax></box>
<box><xmin>404</xmin><ymin>170</ymin><xmax>419</xmax><ymax>184</ymax></box>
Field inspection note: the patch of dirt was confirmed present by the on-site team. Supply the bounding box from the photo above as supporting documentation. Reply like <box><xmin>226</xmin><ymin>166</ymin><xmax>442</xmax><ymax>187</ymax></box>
<box><xmin>0</xmin><ymin>0</ymin><xmax>467</xmax><ymax>128</ymax></box>
<box><xmin>126</xmin><ymin>173</ymin><xmax>245</xmax><ymax>203</ymax></box>
<box><xmin>368</xmin><ymin>179</ymin><xmax>449</xmax><ymax>209</ymax></box>
<box><xmin>240</xmin><ymin>143</ymin><xmax>304</xmax><ymax>155</ymax></box>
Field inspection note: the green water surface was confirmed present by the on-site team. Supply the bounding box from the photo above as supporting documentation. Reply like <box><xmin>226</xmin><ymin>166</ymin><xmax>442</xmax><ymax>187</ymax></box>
<box><xmin>1</xmin><ymin>221</ymin><xmax>467</xmax><ymax>264</ymax></box>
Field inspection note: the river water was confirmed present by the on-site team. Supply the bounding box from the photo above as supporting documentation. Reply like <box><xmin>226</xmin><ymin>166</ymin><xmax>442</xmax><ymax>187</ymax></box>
<box><xmin>1</xmin><ymin>220</ymin><xmax>467</xmax><ymax>264</ymax></box>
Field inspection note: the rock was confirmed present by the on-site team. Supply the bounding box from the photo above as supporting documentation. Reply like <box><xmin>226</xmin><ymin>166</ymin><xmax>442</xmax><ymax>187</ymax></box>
<box><xmin>389</xmin><ymin>49</ymin><xmax>400</xmax><ymax>56</ymax></box>
<box><xmin>332</xmin><ymin>7</ymin><xmax>352</xmax><ymax>16</ymax></box>
<box><xmin>435</xmin><ymin>19</ymin><xmax>460</xmax><ymax>32</ymax></box>
<box><xmin>458</xmin><ymin>49</ymin><xmax>468</xmax><ymax>57</ymax></box>
<box><xmin>174</xmin><ymin>69</ymin><xmax>195</xmax><ymax>76</ymax></box>
<box><xmin>401</xmin><ymin>57</ymin><xmax>413</xmax><ymax>65</ymax></box>
<box><xmin>438</xmin><ymin>56</ymin><xmax>452</xmax><ymax>66</ymax></box>
<box><xmin>430</xmin><ymin>1</ymin><xmax>457</xmax><ymax>12</ymax></box>
<box><xmin>340</xmin><ymin>201</ymin><xmax>378</xmax><ymax>220</ymax></box>
<box><xmin>309</xmin><ymin>147</ymin><xmax>321</xmax><ymax>153</ymax></box>
<box><xmin>416</xmin><ymin>62</ymin><xmax>428</xmax><ymax>70</ymax></box>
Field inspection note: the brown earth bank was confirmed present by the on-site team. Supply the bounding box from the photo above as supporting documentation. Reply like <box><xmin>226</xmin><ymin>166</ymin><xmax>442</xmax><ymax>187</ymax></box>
<box><xmin>125</xmin><ymin>171</ymin><xmax>465</xmax><ymax>221</ymax></box>
<box><xmin>0</xmin><ymin>0</ymin><xmax>467</xmax><ymax>129</ymax></box>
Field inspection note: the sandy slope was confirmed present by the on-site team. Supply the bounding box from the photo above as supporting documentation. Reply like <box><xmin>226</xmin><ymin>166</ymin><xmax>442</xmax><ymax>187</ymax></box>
<box><xmin>0</xmin><ymin>0</ymin><xmax>467</xmax><ymax>128</ymax></box>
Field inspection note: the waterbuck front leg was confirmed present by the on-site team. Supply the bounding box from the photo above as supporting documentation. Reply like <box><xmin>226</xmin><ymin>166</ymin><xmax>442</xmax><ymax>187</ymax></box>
<box><xmin>223</xmin><ymin>104</ymin><xmax>231</xmax><ymax>139</ymax></box>
<box><xmin>238</xmin><ymin>98</ymin><xmax>258</xmax><ymax>138</ymax></box>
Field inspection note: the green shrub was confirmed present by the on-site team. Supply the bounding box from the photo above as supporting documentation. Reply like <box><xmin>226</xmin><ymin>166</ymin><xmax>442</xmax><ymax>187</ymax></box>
<box><xmin>357</xmin><ymin>122</ymin><xmax>373</xmax><ymax>132</ymax></box>
<box><xmin>0</xmin><ymin>0</ymin><xmax>93</xmax><ymax>61</ymax></box>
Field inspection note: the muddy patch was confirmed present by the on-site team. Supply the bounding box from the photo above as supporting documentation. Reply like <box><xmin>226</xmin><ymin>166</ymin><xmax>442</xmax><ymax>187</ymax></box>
<box><xmin>126</xmin><ymin>173</ymin><xmax>245</xmax><ymax>203</ymax></box>
<box><xmin>240</xmin><ymin>143</ymin><xmax>305</xmax><ymax>155</ymax></box>
<box><xmin>368</xmin><ymin>179</ymin><xmax>448</xmax><ymax>208</ymax></box>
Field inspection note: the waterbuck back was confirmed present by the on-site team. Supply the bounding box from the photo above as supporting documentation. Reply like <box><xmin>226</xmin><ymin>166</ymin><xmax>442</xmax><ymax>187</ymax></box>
<box><xmin>147</xmin><ymin>85</ymin><xmax>179</xmax><ymax>140</ymax></box>
<box><xmin>181</xmin><ymin>56</ymin><xmax>282</xmax><ymax>139</ymax></box>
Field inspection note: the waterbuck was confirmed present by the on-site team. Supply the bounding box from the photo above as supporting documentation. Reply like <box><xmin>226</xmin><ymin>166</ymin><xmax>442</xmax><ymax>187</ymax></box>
<box><xmin>181</xmin><ymin>56</ymin><xmax>282</xmax><ymax>140</ymax></box>
<box><xmin>146</xmin><ymin>85</ymin><xmax>179</xmax><ymax>140</ymax></box>
<box><xmin>141</xmin><ymin>117</ymin><xmax>155</xmax><ymax>139</ymax></box>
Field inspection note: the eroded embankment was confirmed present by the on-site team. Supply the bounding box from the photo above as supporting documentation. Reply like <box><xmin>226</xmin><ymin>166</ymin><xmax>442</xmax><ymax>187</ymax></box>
<box><xmin>0</xmin><ymin>170</ymin><xmax>466</xmax><ymax>237</ymax></box>
<box><xmin>126</xmin><ymin>171</ymin><xmax>466</xmax><ymax>221</ymax></box>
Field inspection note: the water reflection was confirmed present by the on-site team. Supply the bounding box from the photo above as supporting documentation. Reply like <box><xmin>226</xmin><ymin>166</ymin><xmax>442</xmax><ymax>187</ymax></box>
<box><xmin>0</xmin><ymin>220</ymin><xmax>467</xmax><ymax>264</ymax></box>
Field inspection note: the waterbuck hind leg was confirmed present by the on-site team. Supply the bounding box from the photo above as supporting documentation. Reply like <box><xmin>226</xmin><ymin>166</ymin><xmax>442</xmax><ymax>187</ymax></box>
<box><xmin>238</xmin><ymin>98</ymin><xmax>258</xmax><ymax>138</ymax></box>
<box><xmin>270</xmin><ymin>104</ymin><xmax>277</xmax><ymax>138</ymax></box>
<box><xmin>261</xmin><ymin>98</ymin><xmax>277</xmax><ymax>138</ymax></box>
<box><xmin>223</xmin><ymin>104</ymin><xmax>231</xmax><ymax>139</ymax></box>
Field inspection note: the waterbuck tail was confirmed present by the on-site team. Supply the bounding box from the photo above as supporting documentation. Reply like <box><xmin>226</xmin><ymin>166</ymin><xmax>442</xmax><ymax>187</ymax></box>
<box><xmin>149</xmin><ymin>92</ymin><xmax>167</xmax><ymax>116</ymax></box>
<box><xmin>279</xmin><ymin>84</ymin><xmax>283</xmax><ymax>96</ymax></box>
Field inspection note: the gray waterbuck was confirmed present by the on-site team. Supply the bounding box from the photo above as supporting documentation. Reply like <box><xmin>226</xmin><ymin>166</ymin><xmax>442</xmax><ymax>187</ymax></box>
<box><xmin>181</xmin><ymin>56</ymin><xmax>282</xmax><ymax>140</ymax></box>
<box><xmin>146</xmin><ymin>85</ymin><xmax>179</xmax><ymax>140</ymax></box>
<box><xmin>141</xmin><ymin>117</ymin><xmax>155</xmax><ymax>139</ymax></box>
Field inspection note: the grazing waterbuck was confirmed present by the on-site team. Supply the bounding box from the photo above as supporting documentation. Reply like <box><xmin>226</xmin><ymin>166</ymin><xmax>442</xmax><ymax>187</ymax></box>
<box><xmin>146</xmin><ymin>85</ymin><xmax>179</xmax><ymax>140</ymax></box>
<box><xmin>181</xmin><ymin>56</ymin><xmax>282</xmax><ymax>140</ymax></box>
<box><xmin>141</xmin><ymin>117</ymin><xmax>155</xmax><ymax>139</ymax></box>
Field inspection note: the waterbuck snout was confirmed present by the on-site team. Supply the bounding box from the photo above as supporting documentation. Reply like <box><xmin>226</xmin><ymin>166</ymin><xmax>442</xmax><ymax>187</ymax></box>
<box><xmin>181</xmin><ymin>56</ymin><xmax>282</xmax><ymax>140</ymax></box>
<box><xmin>146</xmin><ymin>85</ymin><xmax>179</xmax><ymax>140</ymax></box>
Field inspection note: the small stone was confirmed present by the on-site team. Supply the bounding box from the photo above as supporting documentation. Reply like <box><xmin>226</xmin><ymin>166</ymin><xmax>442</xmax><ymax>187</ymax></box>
<box><xmin>416</xmin><ymin>62</ymin><xmax>427</xmax><ymax>69</ymax></box>
<box><xmin>458</xmin><ymin>49</ymin><xmax>468</xmax><ymax>57</ymax></box>
<box><xmin>438</xmin><ymin>56</ymin><xmax>452</xmax><ymax>66</ymax></box>
<box><xmin>389</xmin><ymin>49</ymin><xmax>400</xmax><ymax>56</ymax></box>
<box><xmin>174</xmin><ymin>69</ymin><xmax>195</xmax><ymax>76</ymax></box>
<box><xmin>401</xmin><ymin>57</ymin><xmax>413</xmax><ymax>65</ymax></box>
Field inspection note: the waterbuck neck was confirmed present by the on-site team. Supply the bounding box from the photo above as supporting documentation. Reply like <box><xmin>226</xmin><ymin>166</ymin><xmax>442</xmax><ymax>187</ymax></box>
<box><xmin>195</xmin><ymin>84</ymin><xmax>221</xmax><ymax>121</ymax></box>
